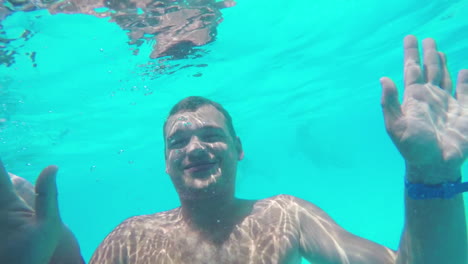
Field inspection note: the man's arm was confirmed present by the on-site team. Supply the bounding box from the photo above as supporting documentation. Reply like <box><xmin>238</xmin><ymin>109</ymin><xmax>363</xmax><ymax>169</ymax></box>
<box><xmin>294</xmin><ymin>184</ymin><xmax>466</xmax><ymax>264</ymax></box>
<box><xmin>396</xmin><ymin>167</ymin><xmax>466</xmax><ymax>263</ymax></box>
<box><xmin>380</xmin><ymin>35</ymin><xmax>468</xmax><ymax>264</ymax></box>
<box><xmin>298</xmin><ymin>35</ymin><xmax>467</xmax><ymax>264</ymax></box>
<box><xmin>291</xmin><ymin>196</ymin><xmax>396</xmax><ymax>264</ymax></box>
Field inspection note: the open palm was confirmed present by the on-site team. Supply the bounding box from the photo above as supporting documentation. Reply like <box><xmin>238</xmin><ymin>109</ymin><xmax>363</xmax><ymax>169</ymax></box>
<box><xmin>381</xmin><ymin>35</ymin><xmax>468</xmax><ymax>183</ymax></box>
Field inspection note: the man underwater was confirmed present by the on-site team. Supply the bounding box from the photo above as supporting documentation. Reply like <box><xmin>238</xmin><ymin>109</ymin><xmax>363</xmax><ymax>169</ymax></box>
<box><xmin>1</xmin><ymin>35</ymin><xmax>467</xmax><ymax>264</ymax></box>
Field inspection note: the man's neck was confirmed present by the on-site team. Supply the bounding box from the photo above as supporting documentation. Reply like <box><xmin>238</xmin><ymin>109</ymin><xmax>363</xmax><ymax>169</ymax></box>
<box><xmin>179</xmin><ymin>193</ymin><xmax>254</xmax><ymax>243</ymax></box>
<box><xmin>180</xmin><ymin>194</ymin><xmax>239</xmax><ymax>227</ymax></box>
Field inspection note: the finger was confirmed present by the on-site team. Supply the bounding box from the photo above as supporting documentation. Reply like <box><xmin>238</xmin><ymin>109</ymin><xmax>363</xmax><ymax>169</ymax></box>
<box><xmin>0</xmin><ymin>159</ymin><xmax>16</xmax><ymax>200</ymax></box>
<box><xmin>380</xmin><ymin>77</ymin><xmax>402</xmax><ymax>131</ymax></box>
<box><xmin>35</xmin><ymin>165</ymin><xmax>61</xmax><ymax>223</ymax></box>
<box><xmin>11</xmin><ymin>174</ymin><xmax>35</xmax><ymax>208</ymax></box>
<box><xmin>422</xmin><ymin>38</ymin><xmax>442</xmax><ymax>86</ymax></box>
<box><xmin>404</xmin><ymin>35</ymin><xmax>423</xmax><ymax>87</ymax></box>
<box><xmin>438</xmin><ymin>52</ymin><xmax>453</xmax><ymax>94</ymax></box>
<box><xmin>455</xmin><ymin>69</ymin><xmax>468</xmax><ymax>106</ymax></box>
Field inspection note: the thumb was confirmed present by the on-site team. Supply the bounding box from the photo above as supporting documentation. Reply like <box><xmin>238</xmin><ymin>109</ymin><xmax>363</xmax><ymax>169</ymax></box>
<box><xmin>380</xmin><ymin>77</ymin><xmax>402</xmax><ymax>132</ymax></box>
<box><xmin>35</xmin><ymin>165</ymin><xmax>61</xmax><ymax>223</ymax></box>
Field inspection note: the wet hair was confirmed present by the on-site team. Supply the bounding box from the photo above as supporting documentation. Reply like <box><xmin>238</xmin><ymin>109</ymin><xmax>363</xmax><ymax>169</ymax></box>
<box><xmin>163</xmin><ymin>96</ymin><xmax>237</xmax><ymax>139</ymax></box>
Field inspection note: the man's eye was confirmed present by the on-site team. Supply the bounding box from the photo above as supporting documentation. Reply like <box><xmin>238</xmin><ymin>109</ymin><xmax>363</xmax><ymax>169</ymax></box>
<box><xmin>169</xmin><ymin>139</ymin><xmax>185</xmax><ymax>148</ymax></box>
<box><xmin>203</xmin><ymin>134</ymin><xmax>222</xmax><ymax>142</ymax></box>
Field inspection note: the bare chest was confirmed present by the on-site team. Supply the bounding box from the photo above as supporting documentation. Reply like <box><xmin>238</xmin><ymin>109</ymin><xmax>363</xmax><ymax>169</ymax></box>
<box><xmin>90</xmin><ymin>197</ymin><xmax>305</xmax><ymax>264</ymax></box>
<box><xmin>160</xmin><ymin>214</ymin><xmax>301</xmax><ymax>264</ymax></box>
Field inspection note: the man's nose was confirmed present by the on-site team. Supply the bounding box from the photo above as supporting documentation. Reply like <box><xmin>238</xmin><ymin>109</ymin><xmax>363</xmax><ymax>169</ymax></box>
<box><xmin>186</xmin><ymin>137</ymin><xmax>207</xmax><ymax>156</ymax></box>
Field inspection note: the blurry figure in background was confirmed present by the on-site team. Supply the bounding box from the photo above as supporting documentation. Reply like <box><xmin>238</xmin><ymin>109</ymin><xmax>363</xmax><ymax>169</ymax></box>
<box><xmin>0</xmin><ymin>0</ymin><xmax>236</xmax><ymax>62</ymax></box>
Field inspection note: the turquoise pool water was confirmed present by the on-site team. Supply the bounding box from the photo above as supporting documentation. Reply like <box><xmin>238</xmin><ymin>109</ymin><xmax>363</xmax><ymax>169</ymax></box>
<box><xmin>1</xmin><ymin>0</ymin><xmax>468</xmax><ymax>262</ymax></box>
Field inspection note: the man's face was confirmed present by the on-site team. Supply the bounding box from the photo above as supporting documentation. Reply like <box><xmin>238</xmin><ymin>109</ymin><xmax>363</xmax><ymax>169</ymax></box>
<box><xmin>164</xmin><ymin>105</ymin><xmax>243</xmax><ymax>199</ymax></box>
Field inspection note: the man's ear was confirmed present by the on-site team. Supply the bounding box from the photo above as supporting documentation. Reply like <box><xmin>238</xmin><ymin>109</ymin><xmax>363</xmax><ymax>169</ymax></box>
<box><xmin>236</xmin><ymin>137</ymin><xmax>244</xmax><ymax>160</ymax></box>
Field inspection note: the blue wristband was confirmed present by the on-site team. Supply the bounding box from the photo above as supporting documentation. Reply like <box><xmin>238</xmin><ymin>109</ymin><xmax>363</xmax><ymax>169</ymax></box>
<box><xmin>405</xmin><ymin>178</ymin><xmax>468</xmax><ymax>199</ymax></box>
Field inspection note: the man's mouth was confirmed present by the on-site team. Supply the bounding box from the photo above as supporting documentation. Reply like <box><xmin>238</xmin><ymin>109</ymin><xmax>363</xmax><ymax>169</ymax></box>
<box><xmin>185</xmin><ymin>161</ymin><xmax>216</xmax><ymax>173</ymax></box>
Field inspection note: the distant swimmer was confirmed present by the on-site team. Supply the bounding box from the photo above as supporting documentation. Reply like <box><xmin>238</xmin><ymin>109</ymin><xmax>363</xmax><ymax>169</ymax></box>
<box><xmin>1</xmin><ymin>35</ymin><xmax>467</xmax><ymax>264</ymax></box>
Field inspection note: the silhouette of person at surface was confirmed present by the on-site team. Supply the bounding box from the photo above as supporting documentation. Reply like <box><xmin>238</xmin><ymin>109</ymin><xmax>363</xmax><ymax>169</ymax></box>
<box><xmin>0</xmin><ymin>0</ymin><xmax>236</xmax><ymax>65</ymax></box>
<box><xmin>1</xmin><ymin>35</ymin><xmax>467</xmax><ymax>264</ymax></box>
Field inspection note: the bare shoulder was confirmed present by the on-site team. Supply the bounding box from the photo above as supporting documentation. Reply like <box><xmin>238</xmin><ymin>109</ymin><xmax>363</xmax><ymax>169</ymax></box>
<box><xmin>113</xmin><ymin>208</ymin><xmax>183</xmax><ymax>232</ymax></box>
<box><xmin>89</xmin><ymin>208</ymin><xmax>183</xmax><ymax>264</ymax></box>
<box><xmin>254</xmin><ymin>194</ymin><xmax>325</xmax><ymax>215</ymax></box>
<box><xmin>253</xmin><ymin>194</ymin><xmax>337</xmax><ymax>231</ymax></box>
<box><xmin>102</xmin><ymin>208</ymin><xmax>182</xmax><ymax>239</ymax></box>
<box><xmin>248</xmin><ymin>194</ymin><xmax>329</xmax><ymax>228</ymax></box>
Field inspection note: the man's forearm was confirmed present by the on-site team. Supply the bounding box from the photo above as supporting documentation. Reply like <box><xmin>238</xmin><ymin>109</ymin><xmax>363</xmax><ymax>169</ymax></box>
<box><xmin>396</xmin><ymin>168</ymin><xmax>467</xmax><ymax>264</ymax></box>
